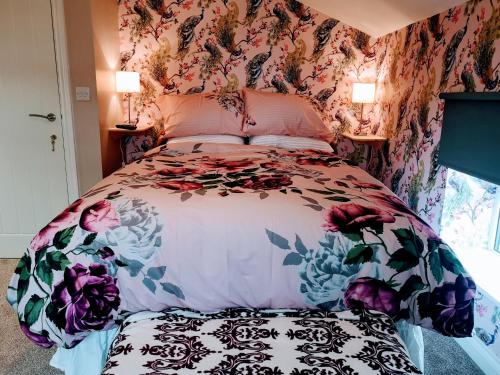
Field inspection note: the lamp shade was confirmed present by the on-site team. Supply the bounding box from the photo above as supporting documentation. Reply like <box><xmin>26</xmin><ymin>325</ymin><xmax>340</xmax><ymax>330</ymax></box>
<box><xmin>352</xmin><ymin>82</ymin><xmax>376</xmax><ymax>104</ymax></box>
<box><xmin>116</xmin><ymin>71</ymin><xmax>140</xmax><ymax>93</ymax></box>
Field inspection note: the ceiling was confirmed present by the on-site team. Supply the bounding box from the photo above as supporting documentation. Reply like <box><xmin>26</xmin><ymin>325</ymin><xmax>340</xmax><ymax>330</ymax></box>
<box><xmin>300</xmin><ymin>0</ymin><xmax>468</xmax><ymax>38</ymax></box>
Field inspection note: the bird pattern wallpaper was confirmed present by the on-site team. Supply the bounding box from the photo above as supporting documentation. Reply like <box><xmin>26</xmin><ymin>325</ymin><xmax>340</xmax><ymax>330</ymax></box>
<box><xmin>117</xmin><ymin>0</ymin><xmax>390</xmax><ymax>158</ymax></box>
<box><xmin>378</xmin><ymin>0</ymin><xmax>499</xmax><ymax>231</ymax></box>
<box><xmin>118</xmin><ymin>0</ymin><xmax>499</xmax><ymax>233</ymax></box>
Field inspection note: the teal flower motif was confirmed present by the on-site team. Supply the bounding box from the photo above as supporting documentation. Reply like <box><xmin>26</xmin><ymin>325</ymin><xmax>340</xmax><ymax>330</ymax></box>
<box><xmin>299</xmin><ymin>233</ymin><xmax>360</xmax><ymax>310</ymax></box>
<box><xmin>102</xmin><ymin>198</ymin><xmax>162</xmax><ymax>260</ymax></box>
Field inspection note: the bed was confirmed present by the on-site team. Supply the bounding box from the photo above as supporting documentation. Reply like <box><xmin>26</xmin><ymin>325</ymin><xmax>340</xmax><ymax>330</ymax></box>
<box><xmin>7</xmin><ymin>140</ymin><xmax>475</xmax><ymax>371</ymax></box>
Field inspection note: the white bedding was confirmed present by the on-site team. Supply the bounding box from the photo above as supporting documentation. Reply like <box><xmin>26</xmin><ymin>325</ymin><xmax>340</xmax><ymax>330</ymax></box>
<box><xmin>249</xmin><ymin>134</ymin><xmax>334</xmax><ymax>152</ymax></box>
<box><xmin>167</xmin><ymin>134</ymin><xmax>245</xmax><ymax>144</ymax></box>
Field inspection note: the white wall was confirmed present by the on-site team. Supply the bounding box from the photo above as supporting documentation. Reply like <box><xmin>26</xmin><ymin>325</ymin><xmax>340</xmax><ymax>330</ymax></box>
<box><xmin>90</xmin><ymin>0</ymin><xmax>124</xmax><ymax>177</ymax></box>
<box><xmin>63</xmin><ymin>0</ymin><xmax>103</xmax><ymax>193</ymax></box>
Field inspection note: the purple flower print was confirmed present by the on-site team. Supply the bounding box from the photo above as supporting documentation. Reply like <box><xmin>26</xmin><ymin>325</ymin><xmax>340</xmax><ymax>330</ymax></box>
<box><xmin>344</xmin><ymin>277</ymin><xmax>401</xmax><ymax>317</ymax></box>
<box><xmin>430</xmin><ymin>274</ymin><xmax>476</xmax><ymax>337</ymax></box>
<box><xmin>51</xmin><ymin>263</ymin><xmax>120</xmax><ymax>335</ymax></box>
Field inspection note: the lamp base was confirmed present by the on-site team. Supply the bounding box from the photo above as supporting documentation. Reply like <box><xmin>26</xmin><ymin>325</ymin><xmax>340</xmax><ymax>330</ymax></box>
<box><xmin>115</xmin><ymin>124</ymin><xmax>137</xmax><ymax>130</ymax></box>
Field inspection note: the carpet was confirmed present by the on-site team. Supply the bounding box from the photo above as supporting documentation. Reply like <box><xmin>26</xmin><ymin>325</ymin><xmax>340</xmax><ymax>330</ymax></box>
<box><xmin>0</xmin><ymin>258</ymin><xmax>484</xmax><ymax>375</ymax></box>
<box><xmin>423</xmin><ymin>329</ymin><xmax>484</xmax><ymax>374</ymax></box>
<box><xmin>0</xmin><ymin>259</ymin><xmax>61</xmax><ymax>375</ymax></box>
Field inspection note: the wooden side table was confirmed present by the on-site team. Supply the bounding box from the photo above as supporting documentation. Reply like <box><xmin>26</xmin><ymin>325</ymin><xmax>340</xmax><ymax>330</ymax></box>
<box><xmin>109</xmin><ymin>125</ymin><xmax>154</xmax><ymax>166</ymax></box>
<box><xmin>341</xmin><ymin>133</ymin><xmax>388</xmax><ymax>150</ymax></box>
<box><xmin>341</xmin><ymin>133</ymin><xmax>388</xmax><ymax>175</ymax></box>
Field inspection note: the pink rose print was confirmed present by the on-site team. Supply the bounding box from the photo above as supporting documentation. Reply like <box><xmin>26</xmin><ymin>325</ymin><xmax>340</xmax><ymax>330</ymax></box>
<box><xmin>324</xmin><ymin>203</ymin><xmax>395</xmax><ymax>233</ymax></box>
<box><xmin>202</xmin><ymin>159</ymin><xmax>255</xmax><ymax>172</ymax></box>
<box><xmin>370</xmin><ymin>192</ymin><xmax>438</xmax><ymax>239</ymax></box>
<box><xmin>476</xmin><ymin>304</ymin><xmax>487</xmax><ymax>317</ymax></box>
<box><xmin>156</xmin><ymin>167</ymin><xmax>201</xmax><ymax>176</ymax></box>
<box><xmin>30</xmin><ymin>199</ymin><xmax>83</xmax><ymax>251</ymax></box>
<box><xmin>296</xmin><ymin>157</ymin><xmax>331</xmax><ymax>166</ymax></box>
<box><xmin>232</xmin><ymin>175</ymin><xmax>293</xmax><ymax>190</ymax></box>
<box><xmin>260</xmin><ymin>161</ymin><xmax>283</xmax><ymax>169</ymax></box>
<box><xmin>79</xmin><ymin>200</ymin><xmax>120</xmax><ymax>233</ymax></box>
<box><xmin>157</xmin><ymin>181</ymin><xmax>204</xmax><ymax>191</ymax></box>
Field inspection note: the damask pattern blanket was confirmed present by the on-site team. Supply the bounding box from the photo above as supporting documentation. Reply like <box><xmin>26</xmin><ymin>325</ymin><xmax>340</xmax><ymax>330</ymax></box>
<box><xmin>101</xmin><ymin>308</ymin><xmax>421</xmax><ymax>375</ymax></box>
<box><xmin>7</xmin><ymin>142</ymin><xmax>475</xmax><ymax>349</ymax></box>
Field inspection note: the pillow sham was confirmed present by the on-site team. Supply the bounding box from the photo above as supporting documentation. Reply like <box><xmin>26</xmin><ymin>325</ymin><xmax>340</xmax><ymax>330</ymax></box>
<box><xmin>249</xmin><ymin>135</ymin><xmax>333</xmax><ymax>152</ymax></box>
<box><xmin>156</xmin><ymin>92</ymin><xmax>245</xmax><ymax>138</ymax></box>
<box><xmin>242</xmin><ymin>89</ymin><xmax>333</xmax><ymax>142</ymax></box>
<box><xmin>167</xmin><ymin>135</ymin><xmax>245</xmax><ymax>145</ymax></box>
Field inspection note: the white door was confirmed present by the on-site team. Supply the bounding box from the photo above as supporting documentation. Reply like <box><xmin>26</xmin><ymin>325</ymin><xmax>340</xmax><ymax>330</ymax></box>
<box><xmin>0</xmin><ymin>0</ymin><xmax>70</xmax><ymax>257</ymax></box>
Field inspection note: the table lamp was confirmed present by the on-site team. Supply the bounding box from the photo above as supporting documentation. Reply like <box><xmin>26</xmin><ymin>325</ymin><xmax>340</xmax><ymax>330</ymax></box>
<box><xmin>116</xmin><ymin>71</ymin><xmax>140</xmax><ymax>130</ymax></box>
<box><xmin>352</xmin><ymin>82</ymin><xmax>376</xmax><ymax>134</ymax></box>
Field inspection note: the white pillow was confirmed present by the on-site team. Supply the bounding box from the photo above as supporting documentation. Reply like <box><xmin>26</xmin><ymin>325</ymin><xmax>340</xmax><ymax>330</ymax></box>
<box><xmin>167</xmin><ymin>135</ymin><xmax>245</xmax><ymax>145</ymax></box>
<box><xmin>249</xmin><ymin>135</ymin><xmax>333</xmax><ymax>152</ymax></box>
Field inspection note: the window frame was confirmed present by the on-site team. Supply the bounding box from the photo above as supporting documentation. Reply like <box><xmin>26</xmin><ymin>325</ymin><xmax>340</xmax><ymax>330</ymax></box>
<box><xmin>494</xmin><ymin>195</ymin><xmax>500</xmax><ymax>252</ymax></box>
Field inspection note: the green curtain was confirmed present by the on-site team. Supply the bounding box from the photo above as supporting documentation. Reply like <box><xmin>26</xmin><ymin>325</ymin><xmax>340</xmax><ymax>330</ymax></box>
<box><xmin>438</xmin><ymin>93</ymin><xmax>500</xmax><ymax>186</ymax></box>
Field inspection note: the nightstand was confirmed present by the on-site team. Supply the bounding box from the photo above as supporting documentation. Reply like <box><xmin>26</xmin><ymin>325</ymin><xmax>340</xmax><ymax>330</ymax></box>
<box><xmin>109</xmin><ymin>125</ymin><xmax>154</xmax><ymax>138</ymax></box>
<box><xmin>340</xmin><ymin>133</ymin><xmax>388</xmax><ymax>177</ymax></box>
<box><xmin>109</xmin><ymin>125</ymin><xmax>154</xmax><ymax>166</ymax></box>
<box><xmin>342</xmin><ymin>133</ymin><xmax>388</xmax><ymax>150</ymax></box>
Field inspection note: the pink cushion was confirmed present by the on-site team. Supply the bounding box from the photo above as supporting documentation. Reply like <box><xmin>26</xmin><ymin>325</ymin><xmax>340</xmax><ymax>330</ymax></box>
<box><xmin>156</xmin><ymin>92</ymin><xmax>245</xmax><ymax>137</ymax></box>
<box><xmin>242</xmin><ymin>89</ymin><xmax>333</xmax><ymax>142</ymax></box>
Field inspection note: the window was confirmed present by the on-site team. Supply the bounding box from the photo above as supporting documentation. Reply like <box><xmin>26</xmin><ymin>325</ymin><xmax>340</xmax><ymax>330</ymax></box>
<box><xmin>495</xmin><ymin>211</ymin><xmax>500</xmax><ymax>251</ymax></box>
<box><xmin>441</xmin><ymin>169</ymin><xmax>500</xmax><ymax>253</ymax></box>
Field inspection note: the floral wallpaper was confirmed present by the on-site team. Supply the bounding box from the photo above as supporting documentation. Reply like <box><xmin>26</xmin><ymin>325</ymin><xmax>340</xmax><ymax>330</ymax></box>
<box><xmin>441</xmin><ymin>169</ymin><xmax>498</xmax><ymax>253</ymax></box>
<box><xmin>117</xmin><ymin>0</ymin><xmax>391</xmax><ymax>158</ymax></box>
<box><xmin>117</xmin><ymin>0</ymin><xmax>500</xmax><ymax>232</ymax></box>
<box><xmin>474</xmin><ymin>287</ymin><xmax>500</xmax><ymax>363</ymax></box>
<box><xmin>378</xmin><ymin>0</ymin><xmax>500</xmax><ymax>230</ymax></box>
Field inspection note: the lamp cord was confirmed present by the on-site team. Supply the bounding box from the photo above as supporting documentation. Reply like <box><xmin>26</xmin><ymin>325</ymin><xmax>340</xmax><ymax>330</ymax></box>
<box><xmin>127</xmin><ymin>94</ymin><xmax>131</xmax><ymax>124</ymax></box>
<box><xmin>120</xmin><ymin>137</ymin><xmax>126</xmax><ymax>168</ymax></box>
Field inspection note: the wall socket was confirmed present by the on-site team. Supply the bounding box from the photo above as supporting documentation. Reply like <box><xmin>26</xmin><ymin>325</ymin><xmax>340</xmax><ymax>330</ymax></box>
<box><xmin>75</xmin><ymin>86</ymin><xmax>90</xmax><ymax>101</ymax></box>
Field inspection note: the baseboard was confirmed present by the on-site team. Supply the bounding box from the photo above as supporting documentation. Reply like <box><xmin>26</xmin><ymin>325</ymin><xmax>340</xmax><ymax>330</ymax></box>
<box><xmin>455</xmin><ymin>336</ymin><xmax>500</xmax><ymax>374</ymax></box>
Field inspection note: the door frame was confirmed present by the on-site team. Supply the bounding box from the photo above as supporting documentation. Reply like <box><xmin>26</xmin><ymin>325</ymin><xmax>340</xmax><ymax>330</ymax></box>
<box><xmin>50</xmin><ymin>0</ymin><xmax>79</xmax><ymax>202</ymax></box>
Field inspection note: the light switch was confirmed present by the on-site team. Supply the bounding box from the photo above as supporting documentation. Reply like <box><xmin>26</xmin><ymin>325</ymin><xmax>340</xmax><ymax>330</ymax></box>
<box><xmin>75</xmin><ymin>86</ymin><xmax>90</xmax><ymax>101</ymax></box>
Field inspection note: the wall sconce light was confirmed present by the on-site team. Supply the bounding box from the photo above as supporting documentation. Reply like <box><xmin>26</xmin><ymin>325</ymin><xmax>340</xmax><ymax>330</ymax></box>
<box><xmin>352</xmin><ymin>82</ymin><xmax>376</xmax><ymax>135</ymax></box>
<box><xmin>116</xmin><ymin>71</ymin><xmax>140</xmax><ymax>129</ymax></box>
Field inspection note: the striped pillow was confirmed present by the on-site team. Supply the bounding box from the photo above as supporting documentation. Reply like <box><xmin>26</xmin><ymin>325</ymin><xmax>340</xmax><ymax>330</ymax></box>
<box><xmin>167</xmin><ymin>135</ymin><xmax>245</xmax><ymax>145</ymax></box>
<box><xmin>156</xmin><ymin>92</ymin><xmax>245</xmax><ymax>138</ymax></box>
<box><xmin>249</xmin><ymin>135</ymin><xmax>333</xmax><ymax>152</ymax></box>
<box><xmin>242</xmin><ymin>89</ymin><xmax>333</xmax><ymax>142</ymax></box>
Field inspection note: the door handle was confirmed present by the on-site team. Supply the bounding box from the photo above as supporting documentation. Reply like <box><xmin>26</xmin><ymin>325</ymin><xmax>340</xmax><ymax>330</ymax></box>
<box><xmin>29</xmin><ymin>113</ymin><xmax>57</xmax><ymax>122</ymax></box>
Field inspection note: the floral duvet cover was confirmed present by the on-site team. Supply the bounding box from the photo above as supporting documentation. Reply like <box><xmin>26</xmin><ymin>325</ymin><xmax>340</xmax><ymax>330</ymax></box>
<box><xmin>7</xmin><ymin>142</ymin><xmax>475</xmax><ymax>349</ymax></box>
